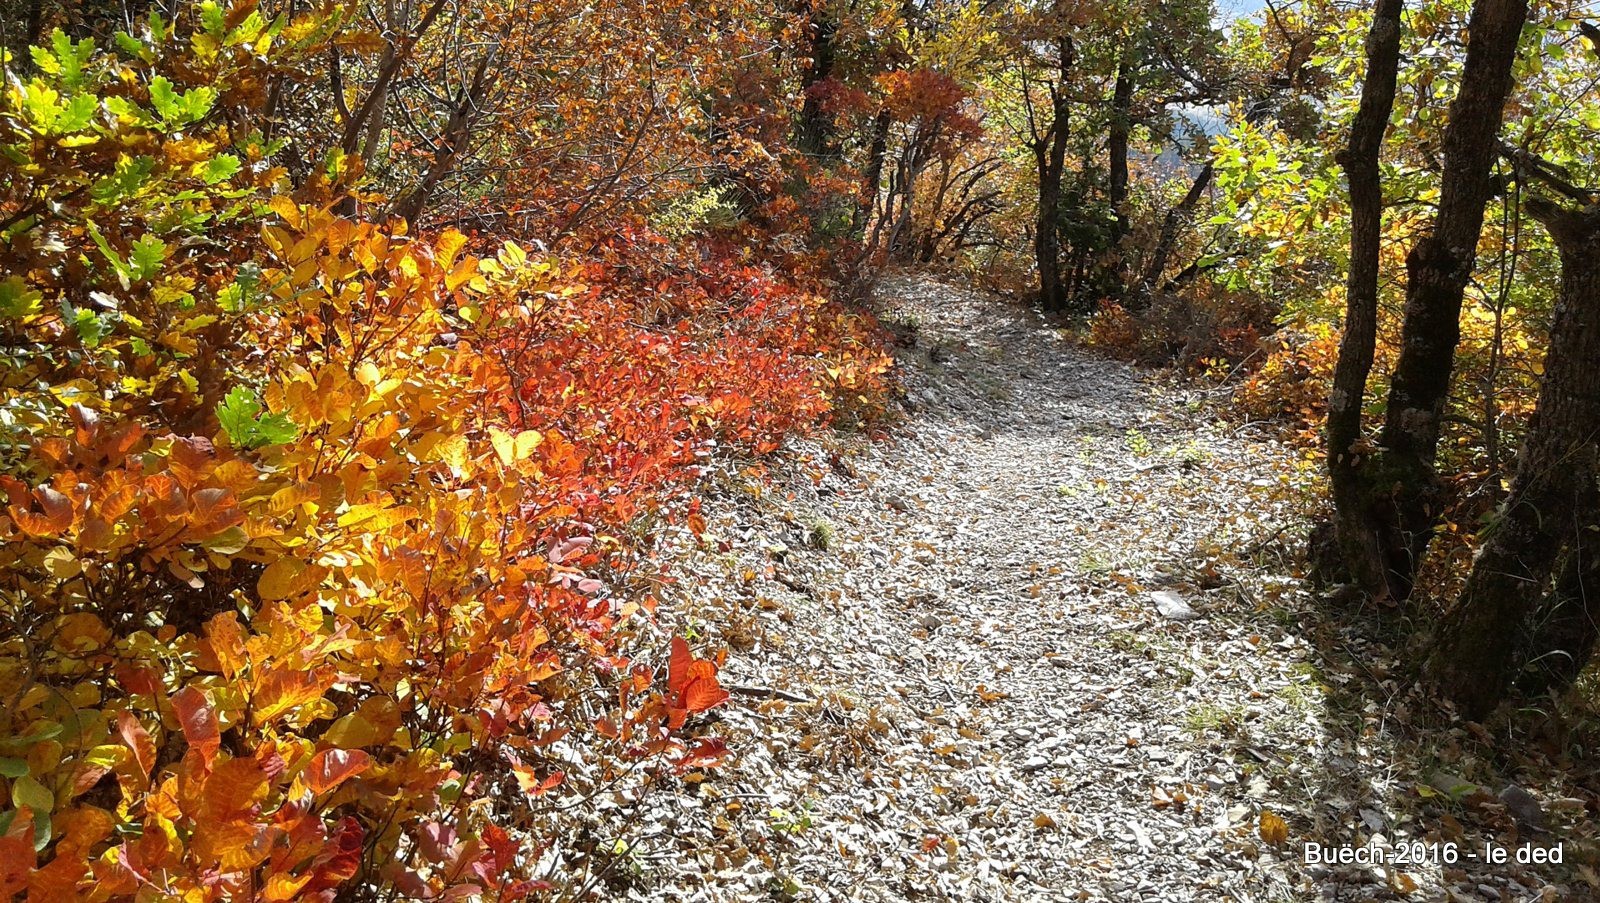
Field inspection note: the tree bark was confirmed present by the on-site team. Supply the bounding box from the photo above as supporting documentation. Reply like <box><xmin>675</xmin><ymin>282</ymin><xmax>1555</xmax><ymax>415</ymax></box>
<box><xmin>388</xmin><ymin>52</ymin><xmax>498</xmax><ymax>226</ymax></box>
<box><xmin>1366</xmin><ymin>0</ymin><xmax>1529</xmax><ymax>600</ymax></box>
<box><xmin>1136</xmin><ymin>160</ymin><xmax>1212</xmax><ymax>301</ymax></box>
<box><xmin>1427</xmin><ymin>200</ymin><xmax>1600</xmax><ymax>718</ymax></box>
<box><xmin>1034</xmin><ymin>37</ymin><xmax>1074</xmax><ymax>313</ymax></box>
<box><xmin>854</xmin><ymin>109</ymin><xmax>892</xmax><ymax>236</ymax></box>
<box><xmin>797</xmin><ymin>7</ymin><xmax>838</xmax><ymax>158</ymax></box>
<box><xmin>1525</xmin><ymin>528</ymin><xmax>1600</xmax><ymax>695</ymax></box>
<box><xmin>1107</xmin><ymin>51</ymin><xmax>1136</xmax><ymax>249</ymax></box>
<box><xmin>1325</xmin><ymin>0</ymin><xmax>1404</xmax><ymax>598</ymax></box>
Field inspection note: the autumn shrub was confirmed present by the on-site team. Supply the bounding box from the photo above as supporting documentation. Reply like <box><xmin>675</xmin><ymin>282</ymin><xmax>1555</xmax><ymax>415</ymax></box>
<box><xmin>0</xmin><ymin>17</ymin><xmax>889</xmax><ymax>901</ymax></box>
<box><xmin>1085</xmin><ymin>285</ymin><xmax>1276</xmax><ymax>373</ymax></box>
<box><xmin>1235</xmin><ymin>327</ymin><xmax>1342</xmax><ymax>437</ymax></box>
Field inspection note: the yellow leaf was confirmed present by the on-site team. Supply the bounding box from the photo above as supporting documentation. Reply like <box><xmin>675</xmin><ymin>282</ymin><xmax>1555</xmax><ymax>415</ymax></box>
<box><xmin>1258</xmin><ymin>809</ymin><xmax>1288</xmax><ymax>845</ymax></box>
<box><xmin>52</xmin><ymin>613</ymin><xmax>111</xmax><ymax>652</ymax></box>
<box><xmin>268</xmin><ymin>482</ymin><xmax>320</xmax><ymax>516</ymax></box>
<box><xmin>267</xmin><ymin>195</ymin><xmax>301</xmax><ymax>226</ymax></box>
<box><xmin>435</xmin><ymin>434</ymin><xmax>470</xmax><ymax>474</ymax></box>
<box><xmin>499</xmin><ymin>240</ymin><xmax>528</xmax><ymax>269</ymax></box>
<box><xmin>257</xmin><ymin>557</ymin><xmax>306</xmax><ymax>601</ymax></box>
<box><xmin>324</xmin><ymin>698</ymin><xmax>400</xmax><ymax>748</ymax></box>
<box><xmin>436</xmin><ymin>230</ymin><xmax>468</xmax><ymax>268</ymax></box>
<box><xmin>489</xmin><ymin>427</ymin><xmax>542</xmax><ymax>467</ymax></box>
<box><xmin>336</xmin><ymin>503</ymin><xmax>417</xmax><ymax>531</ymax></box>
<box><xmin>42</xmin><ymin>547</ymin><xmax>81</xmax><ymax>579</ymax></box>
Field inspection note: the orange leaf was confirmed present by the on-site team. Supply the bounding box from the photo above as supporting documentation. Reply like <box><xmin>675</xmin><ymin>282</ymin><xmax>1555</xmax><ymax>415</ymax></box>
<box><xmin>0</xmin><ymin>835</ymin><xmax>33</xmax><ymax>898</ymax></box>
<box><xmin>202</xmin><ymin>755</ymin><xmax>269</xmax><ymax>820</ymax></box>
<box><xmin>667</xmin><ymin>637</ymin><xmax>728</xmax><ymax>714</ymax></box>
<box><xmin>252</xmin><ymin>668</ymin><xmax>327</xmax><ymax>726</ymax></box>
<box><xmin>10</xmin><ymin>486</ymin><xmax>74</xmax><ymax>537</ymax></box>
<box><xmin>674</xmin><ymin>737</ymin><xmax>728</xmax><ymax>771</ymax></box>
<box><xmin>305</xmin><ymin>748</ymin><xmax>371</xmax><ymax>794</ymax></box>
<box><xmin>511</xmin><ymin>763</ymin><xmax>564</xmax><ymax>796</ymax></box>
<box><xmin>203</xmin><ymin>611</ymin><xmax>248</xmax><ymax>679</ymax></box>
<box><xmin>667</xmin><ymin>636</ymin><xmax>692</xmax><ymax>694</ymax></box>
<box><xmin>679</xmin><ymin>676</ymin><xmax>729</xmax><ymax>714</ymax></box>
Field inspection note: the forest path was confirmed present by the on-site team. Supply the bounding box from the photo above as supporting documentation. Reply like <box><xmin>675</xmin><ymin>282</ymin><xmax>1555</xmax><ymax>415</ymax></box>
<box><xmin>645</xmin><ymin>277</ymin><xmax>1541</xmax><ymax>902</ymax></box>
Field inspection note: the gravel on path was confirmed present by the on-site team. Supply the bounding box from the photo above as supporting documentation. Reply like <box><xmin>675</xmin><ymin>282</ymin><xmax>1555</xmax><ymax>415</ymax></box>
<box><xmin>598</xmin><ymin>275</ymin><xmax>1586</xmax><ymax>903</ymax></box>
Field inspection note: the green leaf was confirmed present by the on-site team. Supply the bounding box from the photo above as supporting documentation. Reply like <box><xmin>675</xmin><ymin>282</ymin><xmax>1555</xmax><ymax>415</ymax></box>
<box><xmin>54</xmin><ymin>94</ymin><xmax>97</xmax><ymax>133</ymax></box>
<box><xmin>199</xmin><ymin>154</ymin><xmax>241</xmax><ymax>184</ymax></box>
<box><xmin>0</xmin><ymin>758</ymin><xmax>28</xmax><ymax>778</ymax></box>
<box><xmin>11</xmin><ymin>775</ymin><xmax>53</xmax><ymax>816</ymax></box>
<box><xmin>147</xmin><ymin>77</ymin><xmax>213</xmax><ymax>125</ymax></box>
<box><xmin>255</xmin><ymin>413</ymin><xmax>299</xmax><ymax>446</ymax></box>
<box><xmin>218</xmin><ymin>263</ymin><xmax>261</xmax><ymax>312</ymax></box>
<box><xmin>29</xmin><ymin>45</ymin><xmax>60</xmax><ymax>76</ymax></box>
<box><xmin>148</xmin><ymin>75</ymin><xmax>180</xmax><ymax>121</ymax></box>
<box><xmin>21</xmin><ymin>82</ymin><xmax>63</xmax><ymax>130</ymax></box>
<box><xmin>183</xmin><ymin>86</ymin><xmax>217</xmax><ymax>123</ymax></box>
<box><xmin>225</xmin><ymin>10</ymin><xmax>268</xmax><ymax>46</ymax></box>
<box><xmin>114</xmin><ymin>30</ymin><xmax>150</xmax><ymax>60</ymax></box>
<box><xmin>72</xmin><ymin>309</ymin><xmax>110</xmax><ymax>347</ymax></box>
<box><xmin>201</xmin><ymin>1</ymin><xmax>226</xmax><ymax>35</ymax></box>
<box><xmin>0</xmin><ymin>723</ymin><xmax>62</xmax><ymax>749</ymax></box>
<box><xmin>52</xmin><ymin>30</ymin><xmax>92</xmax><ymax>88</ymax></box>
<box><xmin>217</xmin><ymin>386</ymin><xmax>260</xmax><ymax>443</ymax></box>
<box><xmin>129</xmin><ymin>235</ymin><xmax>166</xmax><ymax>281</ymax></box>
<box><xmin>217</xmin><ymin>386</ymin><xmax>298</xmax><ymax>449</ymax></box>
<box><xmin>85</xmin><ymin>222</ymin><xmax>129</xmax><ymax>281</ymax></box>
<box><xmin>90</xmin><ymin>154</ymin><xmax>156</xmax><ymax>204</ymax></box>
<box><xmin>0</xmin><ymin>277</ymin><xmax>43</xmax><ymax>319</ymax></box>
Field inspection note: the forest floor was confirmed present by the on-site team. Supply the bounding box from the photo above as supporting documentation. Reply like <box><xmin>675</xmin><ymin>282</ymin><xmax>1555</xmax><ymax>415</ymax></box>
<box><xmin>598</xmin><ymin>276</ymin><xmax>1592</xmax><ymax>902</ymax></box>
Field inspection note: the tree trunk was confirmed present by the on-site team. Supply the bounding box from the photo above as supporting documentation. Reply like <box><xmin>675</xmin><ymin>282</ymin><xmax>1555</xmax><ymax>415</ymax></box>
<box><xmin>388</xmin><ymin>52</ymin><xmax>498</xmax><ymax>226</ymax></box>
<box><xmin>1427</xmin><ymin>200</ymin><xmax>1600</xmax><ymax>719</ymax></box>
<box><xmin>797</xmin><ymin>8</ymin><xmax>838</xmax><ymax>158</ymax></box>
<box><xmin>1135</xmin><ymin>160</ymin><xmax>1213</xmax><ymax>303</ymax></box>
<box><xmin>1034</xmin><ymin>37</ymin><xmax>1073</xmax><ymax>313</ymax></box>
<box><xmin>1325</xmin><ymin>0</ymin><xmax>1404</xmax><ymax>597</ymax></box>
<box><xmin>855</xmin><ymin>109</ymin><xmax>892</xmax><ymax>236</ymax></box>
<box><xmin>1107</xmin><ymin>51</ymin><xmax>1136</xmax><ymax>249</ymax></box>
<box><xmin>1525</xmin><ymin>527</ymin><xmax>1600</xmax><ymax>696</ymax></box>
<box><xmin>1035</xmin><ymin>144</ymin><xmax>1066</xmax><ymax>310</ymax></box>
<box><xmin>1366</xmin><ymin>0</ymin><xmax>1529</xmax><ymax>600</ymax></box>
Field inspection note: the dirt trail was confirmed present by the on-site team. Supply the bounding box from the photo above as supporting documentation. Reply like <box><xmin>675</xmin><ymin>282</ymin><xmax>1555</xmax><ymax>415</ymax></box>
<box><xmin>625</xmin><ymin>276</ymin><xmax>1573</xmax><ymax>903</ymax></box>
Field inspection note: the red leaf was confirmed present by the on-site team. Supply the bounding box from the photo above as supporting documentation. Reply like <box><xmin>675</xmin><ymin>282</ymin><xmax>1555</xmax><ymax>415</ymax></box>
<box><xmin>480</xmin><ymin>822</ymin><xmax>517</xmax><ymax>874</ymax></box>
<box><xmin>304</xmin><ymin>816</ymin><xmax>364</xmax><ymax>893</ymax></box>
<box><xmin>117</xmin><ymin>710</ymin><xmax>156</xmax><ymax>779</ymax></box>
<box><xmin>171</xmin><ymin>686</ymin><xmax>220</xmax><ymax>768</ymax></box>
<box><xmin>417</xmin><ymin>821</ymin><xmax>457</xmax><ymax>864</ymax></box>
<box><xmin>674</xmin><ymin>737</ymin><xmax>728</xmax><ymax>771</ymax></box>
